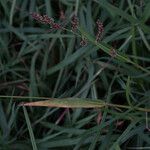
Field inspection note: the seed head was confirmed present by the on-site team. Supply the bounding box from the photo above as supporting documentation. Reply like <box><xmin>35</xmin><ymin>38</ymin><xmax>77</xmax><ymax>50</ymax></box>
<box><xmin>42</xmin><ymin>15</ymin><xmax>54</xmax><ymax>24</ymax></box>
<box><xmin>30</xmin><ymin>12</ymin><xmax>54</xmax><ymax>25</ymax></box>
<box><xmin>31</xmin><ymin>12</ymin><xmax>62</xmax><ymax>29</ymax></box>
<box><xmin>30</xmin><ymin>12</ymin><xmax>43</xmax><ymax>22</ymax></box>
<box><xmin>52</xmin><ymin>23</ymin><xmax>62</xmax><ymax>29</ymax></box>
<box><xmin>71</xmin><ymin>15</ymin><xmax>78</xmax><ymax>31</ymax></box>
<box><xmin>80</xmin><ymin>38</ymin><xmax>88</xmax><ymax>46</ymax></box>
<box><xmin>96</xmin><ymin>19</ymin><xmax>104</xmax><ymax>42</ymax></box>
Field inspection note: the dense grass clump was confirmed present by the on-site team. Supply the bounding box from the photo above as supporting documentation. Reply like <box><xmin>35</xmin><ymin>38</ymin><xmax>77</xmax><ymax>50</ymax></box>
<box><xmin>0</xmin><ymin>0</ymin><xmax>150</xmax><ymax>149</ymax></box>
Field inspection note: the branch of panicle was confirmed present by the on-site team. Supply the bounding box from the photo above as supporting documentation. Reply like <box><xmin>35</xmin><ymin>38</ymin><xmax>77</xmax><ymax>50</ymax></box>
<box><xmin>71</xmin><ymin>15</ymin><xmax>78</xmax><ymax>31</ymax></box>
<box><xmin>71</xmin><ymin>15</ymin><xmax>88</xmax><ymax>46</ymax></box>
<box><xmin>96</xmin><ymin>19</ymin><xmax>104</xmax><ymax>42</ymax></box>
<box><xmin>80</xmin><ymin>37</ymin><xmax>88</xmax><ymax>46</ymax></box>
<box><xmin>30</xmin><ymin>12</ymin><xmax>62</xmax><ymax>29</ymax></box>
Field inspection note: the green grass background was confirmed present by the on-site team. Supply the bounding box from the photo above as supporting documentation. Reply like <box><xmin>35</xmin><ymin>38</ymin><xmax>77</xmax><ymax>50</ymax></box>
<box><xmin>0</xmin><ymin>0</ymin><xmax>150</xmax><ymax>149</ymax></box>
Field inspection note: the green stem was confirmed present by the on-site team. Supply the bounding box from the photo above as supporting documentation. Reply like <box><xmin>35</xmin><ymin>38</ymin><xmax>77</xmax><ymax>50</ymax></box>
<box><xmin>78</xmin><ymin>26</ymin><xmax>150</xmax><ymax>75</ymax></box>
<box><xmin>106</xmin><ymin>103</ymin><xmax>150</xmax><ymax>113</ymax></box>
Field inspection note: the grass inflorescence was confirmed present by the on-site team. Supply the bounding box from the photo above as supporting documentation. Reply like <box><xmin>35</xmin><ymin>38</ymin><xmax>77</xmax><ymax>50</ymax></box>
<box><xmin>0</xmin><ymin>0</ymin><xmax>150</xmax><ymax>149</ymax></box>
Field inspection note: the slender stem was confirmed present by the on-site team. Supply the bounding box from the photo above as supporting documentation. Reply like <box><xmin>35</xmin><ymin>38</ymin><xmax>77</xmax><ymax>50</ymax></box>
<box><xmin>106</xmin><ymin>103</ymin><xmax>150</xmax><ymax>113</ymax></box>
<box><xmin>0</xmin><ymin>95</ymin><xmax>50</xmax><ymax>100</ymax></box>
<box><xmin>62</xmin><ymin>27</ymin><xmax>82</xmax><ymax>38</ymax></box>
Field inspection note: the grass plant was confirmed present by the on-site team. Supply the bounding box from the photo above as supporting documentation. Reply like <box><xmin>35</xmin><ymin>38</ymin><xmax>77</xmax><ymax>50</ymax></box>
<box><xmin>0</xmin><ymin>0</ymin><xmax>150</xmax><ymax>149</ymax></box>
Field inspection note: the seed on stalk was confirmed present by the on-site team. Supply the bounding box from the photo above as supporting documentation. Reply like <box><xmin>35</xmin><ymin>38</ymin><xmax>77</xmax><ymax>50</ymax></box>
<box><xmin>95</xmin><ymin>19</ymin><xmax>104</xmax><ymax>42</ymax></box>
<box><xmin>71</xmin><ymin>15</ymin><xmax>78</xmax><ymax>31</ymax></box>
<box><xmin>80</xmin><ymin>38</ymin><xmax>88</xmax><ymax>46</ymax></box>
